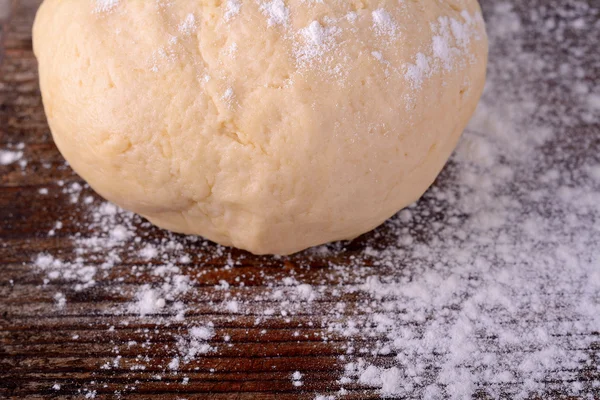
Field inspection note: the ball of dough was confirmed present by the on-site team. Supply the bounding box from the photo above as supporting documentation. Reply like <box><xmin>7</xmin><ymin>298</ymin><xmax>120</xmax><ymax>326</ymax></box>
<box><xmin>33</xmin><ymin>0</ymin><xmax>488</xmax><ymax>255</ymax></box>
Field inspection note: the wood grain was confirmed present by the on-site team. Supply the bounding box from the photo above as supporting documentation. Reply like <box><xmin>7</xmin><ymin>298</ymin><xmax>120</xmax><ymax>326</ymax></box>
<box><xmin>1</xmin><ymin>1</ymin><xmax>599</xmax><ymax>399</ymax></box>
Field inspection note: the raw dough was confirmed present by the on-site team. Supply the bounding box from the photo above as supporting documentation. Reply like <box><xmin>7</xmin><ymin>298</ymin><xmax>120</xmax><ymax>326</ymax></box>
<box><xmin>33</xmin><ymin>0</ymin><xmax>488</xmax><ymax>255</ymax></box>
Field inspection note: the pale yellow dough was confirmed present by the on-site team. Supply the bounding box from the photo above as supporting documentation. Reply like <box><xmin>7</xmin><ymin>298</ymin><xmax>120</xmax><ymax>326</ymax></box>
<box><xmin>33</xmin><ymin>0</ymin><xmax>488</xmax><ymax>255</ymax></box>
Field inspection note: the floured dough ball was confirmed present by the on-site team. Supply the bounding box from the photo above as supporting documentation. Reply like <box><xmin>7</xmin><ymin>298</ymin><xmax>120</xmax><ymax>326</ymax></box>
<box><xmin>33</xmin><ymin>0</ymin><xmax>488</xmax><ymax>255</ymax></box>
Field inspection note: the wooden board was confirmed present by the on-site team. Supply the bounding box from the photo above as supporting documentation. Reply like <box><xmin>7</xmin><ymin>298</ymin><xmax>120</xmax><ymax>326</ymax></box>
<box><xmin>1</xmin><ymin>1</ymin><xmax>599</xmax><ymax>399</ymax></box>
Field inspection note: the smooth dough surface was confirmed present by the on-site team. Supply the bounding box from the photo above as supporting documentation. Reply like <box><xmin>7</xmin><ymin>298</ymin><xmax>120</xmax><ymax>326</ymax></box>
<box><xmin>33</xmin><ymin>0</ymin><xmax>488</xmax><ymax>255</ymax></box>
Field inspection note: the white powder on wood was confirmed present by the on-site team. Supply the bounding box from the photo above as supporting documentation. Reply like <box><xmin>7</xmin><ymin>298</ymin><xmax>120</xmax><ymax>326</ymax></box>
<box><xmin>134</xmin><ymin>286</ymin><xmax>165</xmax><ymax>316</ymax></box>
<box><xmin>292</xmin><ymin>371</ymin><xmax>303</xmax><ymax>386</ymax></box>
<box><xmin>13</xmin><ymin>1</ymin><xmax>600</xmax><ymax>399</ymax></box>
<box><xmin>225</xmin><ymin>300</ymin><xmax>240</xmax><ymax>312</ymax></box>
<box><xmin>0</xmin><ymin>149</ymin><xmax>23</xmax><ymax>165</ymax></box>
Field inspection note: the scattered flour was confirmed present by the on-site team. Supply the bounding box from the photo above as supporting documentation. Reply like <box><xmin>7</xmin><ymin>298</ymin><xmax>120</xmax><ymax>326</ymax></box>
<box><xmin>177</xmin><ymin>325</ymin><xmax>215</xmax><ymax>361</ymax></box>
<box><xmin>371</xmin><ymin>9</ymin><xmax>398</xmax><ymax>36</ymax></box>
<box><xmin>177</xmin><ymin>13</ymin><xmax>196</xmax><ymax>35</ymax></box>
<box><xmin>93</xmin><ymin>0</ymin><xmax>119</xmax><ymax>13</ymax></box>
<box><xmin>292</xmin><ymin>371</ymin><xmax>304</xmax><ymax>387</ymax></box>
<box><xmin>0</xmin><ymin>149</ymin><xmax>23</xmax><ymax>165</ymax></box>
<box><xmin>260</xmin><ymin>0</ymin><xmax>290</xmax><ymax>27</ymax></box>
<box><xmin>8</xmin><ymin>0</ymin><xmax>599</xmax><ymax>399</ymax></box>
<box><xmin>131</xmin><ymin>1</ymin><xmax>485</xmax><ymax>89</ymax></box>
<box><xmin>295</xmin><ymin>20</ymin><xmax>340</xmax><ymax>67</ymax></box>
<box><xmin>223</xmin><ymin>0</ymin><xmax>241</xmax><ymax>21</ymax></box>
<box><xmin>139</xmin><ymin>244</ymin><xmax>158</xmax><ymax>260</ymax></box>
<box><xmin>405</xmin><ymin>12</ymin><xmax>484</xmax><ymax>89</ymax></box>
<box><xmin>53</xmin><ymin>292</ymin><xmax>66</xmax><ymax>309</ymax></box>
<box><xmin>134</xmin><ymin>286</ymin><xmax>165</xmax><ymax>316</ymax></box>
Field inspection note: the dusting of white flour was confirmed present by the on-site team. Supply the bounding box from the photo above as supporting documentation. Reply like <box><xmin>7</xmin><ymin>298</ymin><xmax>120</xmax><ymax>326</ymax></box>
<box><xmin>260</xmin><ymin>0</ymin><xmax>290</xmax><ymax>27</ymax></box>
<box><xmin>2</xmin><ymin>0</ymin><xmax>598</xmax><ymax>399</ymax></box>
<box><xmin>93</xmin><ymin>0</ymin><xmax>119</xmax><ymax>14</ymax></box>
<box><xmin>0</xmin><ymin>149</ymin><xmax>23</xmax><ymax>165</ymax></box>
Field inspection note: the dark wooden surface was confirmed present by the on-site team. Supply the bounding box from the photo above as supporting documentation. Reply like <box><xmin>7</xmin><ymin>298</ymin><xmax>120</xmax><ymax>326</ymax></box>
<box><xmin>1</xmin><ymin>0</ymin><xmax>599</xmax><ymax>399</ymax></box>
